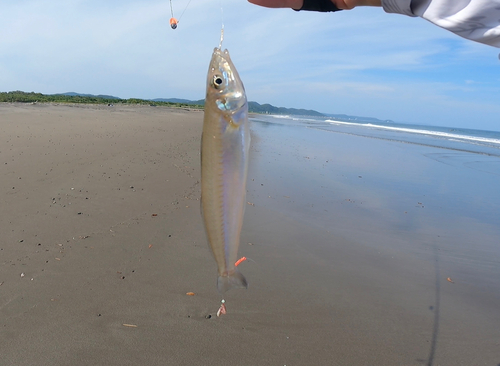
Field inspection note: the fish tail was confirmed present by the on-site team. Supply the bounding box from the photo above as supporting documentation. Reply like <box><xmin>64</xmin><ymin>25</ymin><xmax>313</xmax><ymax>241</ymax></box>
<box><xmin>217</xmin><ymin>269</ymin><xmax>248</xmax><ymax>294</ymax></box>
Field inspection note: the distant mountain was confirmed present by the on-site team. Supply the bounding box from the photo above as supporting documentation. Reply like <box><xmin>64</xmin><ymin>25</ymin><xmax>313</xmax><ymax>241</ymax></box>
<box><xmin>153</xmin><ymin>98</ymin><xmax>324</xmax><ymax>116</ymax></box>
<box><xmin>52</xmin><ymin>93</ymin><xmax>323</xmax><ymax>116</ymax></box>
<box><xmin>3</xmin><ymin>91</ymin><xmax>390</xmax><ymax>122</ymax></box>
<box><xmin>153</xmin><ymin>98</ymin><xmax>195</xmax><ymax>104</ymax></box>
<box><xmin>248</xmin><ymin>102</ymin><xmax>323</xmax><ymax>116</ymax></box>
<box><xmin>55</xmin><ymin>92</ymin><xmax>122</xmax><ymax>100</ymax></box>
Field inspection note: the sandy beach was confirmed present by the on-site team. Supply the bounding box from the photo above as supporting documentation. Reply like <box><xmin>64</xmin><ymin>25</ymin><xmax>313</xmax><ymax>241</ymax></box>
<box><xmin>1</xmin><ymin>103</ymin><xmax>499</xmax><ymax>365</ymax></box>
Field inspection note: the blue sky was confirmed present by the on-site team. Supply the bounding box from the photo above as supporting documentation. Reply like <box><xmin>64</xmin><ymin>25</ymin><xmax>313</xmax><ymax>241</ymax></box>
<box><xmin>1</xmin><ymin>0</ymin><xmax>499</xmax><ymax>131</ymax></box>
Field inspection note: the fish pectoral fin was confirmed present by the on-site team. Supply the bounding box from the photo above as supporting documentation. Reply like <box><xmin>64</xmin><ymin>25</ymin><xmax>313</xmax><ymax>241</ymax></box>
<box><xmin>217</xmin><ymin>269</ymin><xmax>248</xmax><ymax>294</ymax></box>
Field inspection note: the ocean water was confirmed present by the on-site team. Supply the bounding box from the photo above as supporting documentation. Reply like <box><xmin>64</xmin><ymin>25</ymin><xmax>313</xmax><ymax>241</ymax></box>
<box><xmin>246</xmin><ymin>112</ymin><xmax>500</xmax><ymax>293</ymax></box>
<box><xmin>251</xmin><ymin>114</ymin><xmax>500</xmax><ymax>157</ymax></box>
<box><xmin>244</xmin><ymin>113</ymin><xmax>500</xmax><ymax>363</ymax></box>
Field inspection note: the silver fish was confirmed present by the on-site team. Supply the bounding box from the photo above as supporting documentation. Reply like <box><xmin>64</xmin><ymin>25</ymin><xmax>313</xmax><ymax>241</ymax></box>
<box><xmin>201</xmin><ymin>48</ymin><xmax>250</xmax><ymax>294</ymax></box>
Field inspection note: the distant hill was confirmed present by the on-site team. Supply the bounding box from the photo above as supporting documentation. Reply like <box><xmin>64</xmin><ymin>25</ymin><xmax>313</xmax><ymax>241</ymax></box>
<box><xmin>56</xmin><ymin>92</ymin><xmax>122</xmax><ymax>100</ymax></box>
<box><xmin>248</xmin><ymin>102</ymin><xmax>323</xmax><ymax>116</ymax></box>
<box><xmin>152</xmin><ymin>98</ymin><xmax>197</xmax><ymax>104</ymax></box>
<box><xmin>3</xmin><ymin>91</ymin><xmax>324</xmax><ymax>116</ymax></box>
<box><xmin>152</xmin><ymin>98</ymin><xmax>323</xmax><ymax>116</ymax></box>
<box><xmin>1</xmin><ymin>91</ymin><xmax>390</xmax><ymax>122</ymax></box>
<box><xmin>0</xmin><ymin>91</ymin><xmax>202</xmax><ymax>107</ymax></box>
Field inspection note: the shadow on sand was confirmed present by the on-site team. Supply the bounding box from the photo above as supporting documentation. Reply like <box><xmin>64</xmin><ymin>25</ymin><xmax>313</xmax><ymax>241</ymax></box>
<box><xmin>416</xmin><ymin>243</ymin><xmax>441</xmax><ymax>366</ymax></box>
<box><xmin>426</xmin><ymin>244</ymin><xmax>441</xmax><ymax>366</ymax></box>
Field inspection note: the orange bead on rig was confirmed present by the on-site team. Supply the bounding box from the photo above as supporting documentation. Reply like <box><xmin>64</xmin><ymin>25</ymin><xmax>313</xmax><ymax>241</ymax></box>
<box><xmin>170</xmin><ymin>17</ymin><xmax>178</xmax><ymax>29</ymax></box>
<box><xmin>169</xmin><ymin>0</ymin><xmax>193</xmax><ymax>30</ymax></box>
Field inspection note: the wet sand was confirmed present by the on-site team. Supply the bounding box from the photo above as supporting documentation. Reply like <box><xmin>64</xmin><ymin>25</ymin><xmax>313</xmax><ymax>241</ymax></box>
<box><xmin>1</xmin><ymin>103</ymin><xmax>499</xmax><ymax>365</ymax></box>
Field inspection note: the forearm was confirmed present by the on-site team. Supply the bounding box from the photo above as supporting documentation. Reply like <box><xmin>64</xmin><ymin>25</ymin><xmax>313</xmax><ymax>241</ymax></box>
<box><xmin>382</xmin><ymin>0</ymin><xmax>500</xmax><ymax>47</ymax></box>
<box><xmin>248</xmin><ymin>0</ymin><xmax>500</xmax><ymax>47</ymax></box>
<box><xmin>247</xmin><ymin>0</ymin><xmax>381</xmax><ymax>9</ymax></box>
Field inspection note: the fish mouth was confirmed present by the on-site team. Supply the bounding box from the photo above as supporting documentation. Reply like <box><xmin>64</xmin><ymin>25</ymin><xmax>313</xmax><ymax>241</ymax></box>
<box><xmin>211</xmin><ymin>47</ymin><xmax>229</xmax><ymax>65</ymax></box>
<box><xmin>208</xmin><ymin>48</ymin><xmax>230</xmax><ymax>80</ymax></box>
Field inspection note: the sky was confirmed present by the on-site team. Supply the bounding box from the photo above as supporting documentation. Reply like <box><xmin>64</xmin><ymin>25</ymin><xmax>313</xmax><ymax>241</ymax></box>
<box><xmin>1</xmin><ymin>0</ymin><xmax>499</xmax><ymax>131</ymax></box>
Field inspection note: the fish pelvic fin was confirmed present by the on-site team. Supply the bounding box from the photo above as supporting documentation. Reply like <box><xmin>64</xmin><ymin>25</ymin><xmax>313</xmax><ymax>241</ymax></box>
<box><xmin>217</xmin><ymin>269</ymin><xmax>248</xmax><ymax>294</ymax></box>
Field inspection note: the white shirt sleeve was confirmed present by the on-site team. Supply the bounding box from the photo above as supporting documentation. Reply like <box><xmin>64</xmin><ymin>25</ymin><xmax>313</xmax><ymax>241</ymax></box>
<box><xmin>382</xmin><ymin>0</ymin><xmax>500</xmax><ymax>47</ymax></box>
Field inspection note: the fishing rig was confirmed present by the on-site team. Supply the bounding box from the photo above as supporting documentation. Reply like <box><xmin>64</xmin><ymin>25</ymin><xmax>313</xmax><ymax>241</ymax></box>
<box><xmin>216</xmin><ymin>257</ymin><xmax>248</xmax><ymax>317</ymax></box>
<box><xmin>169</xmin><ymin>0</ymin><xmax>194</xmax><ymax>29</ymax></box>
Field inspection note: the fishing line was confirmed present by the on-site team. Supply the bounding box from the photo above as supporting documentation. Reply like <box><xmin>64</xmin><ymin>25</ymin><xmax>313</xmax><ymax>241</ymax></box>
<box><xmin>169</xmin><ymin>0</ymin><xmax>178</xmax><ymax>29</ymax></box>
<box><xmin>178</xmin><ymin>0</ymin><xmax>194</xmax><ymax>22</ymax></box>
<box><xmin>218</xmin><ymin>0</ymin><xmax>224</xmax><ymax>48</ymax></box>
<box><xmin>169</xmin><ymin>0</ymin><xmax>194</xmax><ymax>29</ymax></box>
<box><xmin>216</xmin><ymin>0</ymin><xmax>226</xmax><ymax>316</ymax></box>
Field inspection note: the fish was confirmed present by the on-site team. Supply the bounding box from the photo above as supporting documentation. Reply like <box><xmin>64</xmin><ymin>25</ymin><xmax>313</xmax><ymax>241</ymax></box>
<box><xmin>201</xmin><ymin>47</ymin><xmax>250</xmax><ymax>294</ymax></box>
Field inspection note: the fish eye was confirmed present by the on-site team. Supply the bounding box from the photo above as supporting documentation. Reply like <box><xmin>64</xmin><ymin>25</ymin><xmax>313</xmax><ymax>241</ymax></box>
<box><xmin>212</xmin><ymin>75</ymin><xmax>224</xmax><ymax>89</ymax></box>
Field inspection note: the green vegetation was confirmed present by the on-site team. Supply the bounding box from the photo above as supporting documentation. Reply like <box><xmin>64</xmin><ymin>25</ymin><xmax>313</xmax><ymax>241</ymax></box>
<box><xmin>0</xmin><ymin>91</ymin><xmax>204</xmax><ymax>109</ymax></box>
<box><xmin>1</xmin><ymin>91</ymin><xmax>325</xmax><ymax>116</ymax></box>
<box><xmin>248</xmin><ymin>101</ymin><xmax>323</xmax><ymax>116</ymax></box>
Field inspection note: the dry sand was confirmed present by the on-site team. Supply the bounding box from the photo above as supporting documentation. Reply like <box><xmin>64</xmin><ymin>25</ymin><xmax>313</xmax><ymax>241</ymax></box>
<box><xmin>0</xmin><ymin>103</ymin><xmax>499</xmax><ymax>365</ymax></box>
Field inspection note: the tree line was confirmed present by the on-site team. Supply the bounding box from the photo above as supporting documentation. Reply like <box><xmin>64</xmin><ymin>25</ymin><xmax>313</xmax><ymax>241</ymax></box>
<box><xmin>0</xmin><ymin>91</ymin><xmax>204</xmax><ymax>109</ymax></box>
